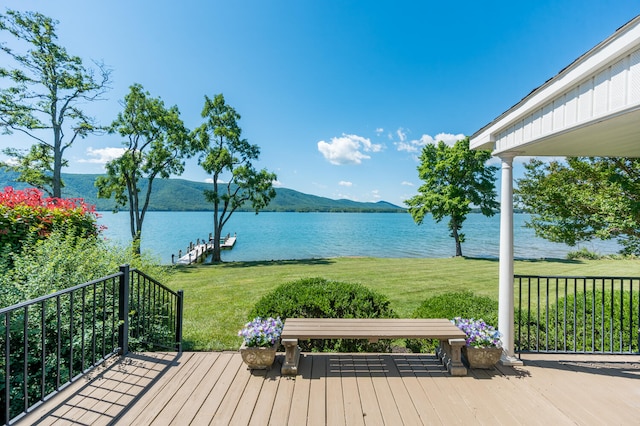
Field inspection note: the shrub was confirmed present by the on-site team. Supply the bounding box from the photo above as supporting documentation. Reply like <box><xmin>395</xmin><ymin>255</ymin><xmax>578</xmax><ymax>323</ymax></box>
<box><xmin>0</xmin><ymin>187</ymin><xmax>101</xmax><ymax>262</ymax></box>
<box><xmin>0</xmin><ymin>232</ymin><xmax>174</xmax><ymax>421</ymax></box>
<box><xmin>0</xmin><ymin>230</ymin><xmax>172</xmax><ymax>307</ymax></box>
<box><xmin>567</xmin><ymin>248</ymin><xmax>603</xmax><ymax>260</ymax></box>
<box><xmin>249</xmin><ymin>277</ymin><xmax>396</xmax><ymax>352</ymax></box>
<box><xmin>408</xmin><ymin>291</ymin><xmax>499</xmax><ymax>353</ymax></box>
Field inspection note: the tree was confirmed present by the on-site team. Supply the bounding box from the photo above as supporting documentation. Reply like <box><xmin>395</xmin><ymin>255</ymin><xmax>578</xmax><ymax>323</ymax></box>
<box><xmin>515</xmin><ymin>157</ymin><xmax>640</xmax><ymax>255</ymax></box>
<box><xmin>405</xmin><ymin>137</ymin><xmax>498</xmax><ymax>257</ymax></box>
<box><xmin>0</xmin><ymin>10</ymin><xmax>110</xmax><ymax>197</ymax></box>
<box><xmin>1</xmin><ymin>144</ymin><xmax>60</xmax><ymax>196</ymax></box>
<box><xmin>193</xmin><ymin>94</ymin><xmax>276</xmax><ymax>262</ymax></box>
<box><xmin>96</xmin><ymin>84</ymin><xmax>192</xmax><ymax>255</ymax></box>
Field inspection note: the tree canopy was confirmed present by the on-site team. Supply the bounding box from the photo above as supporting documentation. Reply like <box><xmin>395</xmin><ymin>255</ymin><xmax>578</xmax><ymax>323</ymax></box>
<box><xmin>515</xmin><ymin>157</ymin><xmax>640</xmax><ymax>255</ymax></box>
<box><xmin>96</xmin><ymin>84</ymin><xmax>192</xmax><ymax>254</ymax></box>
<box><xmin>405</xmin><ymin>137</ymin><xmax>498</xmax><ymax>257</ymax></box>
<box><xmin>0</xmin><ymin>9</ymin><xmax>110</xmax><ymax>197</ymax></box>
<box><xmin>193</xmin><ymin>94</ymin><xmax>276</xmax><ymax>262</ymax></box>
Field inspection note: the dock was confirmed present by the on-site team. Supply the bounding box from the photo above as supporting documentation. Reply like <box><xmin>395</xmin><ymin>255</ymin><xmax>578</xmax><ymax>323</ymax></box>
<box><xmin>174</xmin><ymin>233</ymin><xmax>236</xmax><ymax>265</ymax></box>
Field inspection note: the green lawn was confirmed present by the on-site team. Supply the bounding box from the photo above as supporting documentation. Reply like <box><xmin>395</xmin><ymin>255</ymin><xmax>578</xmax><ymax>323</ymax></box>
<box><xmin>165</xmin><ymin>256</ymin><xmax>639</xmax><ymax>351</ymax></box>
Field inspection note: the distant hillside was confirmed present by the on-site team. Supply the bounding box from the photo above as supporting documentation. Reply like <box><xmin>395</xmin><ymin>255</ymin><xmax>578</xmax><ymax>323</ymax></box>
<box><xmin>0</xmin><ymin>172</ymin><xmax>407</xmax><ymax>213</ymax></box>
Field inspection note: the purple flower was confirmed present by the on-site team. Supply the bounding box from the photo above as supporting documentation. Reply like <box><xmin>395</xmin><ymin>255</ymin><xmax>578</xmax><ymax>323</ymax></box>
<box><xmin>238</xmin><ymin>317</ymin><xmax>284</xmax><ymax>347</ymax></box>
<box><xmin>452</xmin><ymin>317</ymin><xmax>502</xmax><ymax>348</ymax></box>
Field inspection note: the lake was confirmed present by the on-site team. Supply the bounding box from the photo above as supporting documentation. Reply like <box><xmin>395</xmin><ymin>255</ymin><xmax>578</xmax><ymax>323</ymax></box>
<box><xmin>96</xmin><ymin>211</ymin><xmax>621</xmax><ymax>264</ymax></box>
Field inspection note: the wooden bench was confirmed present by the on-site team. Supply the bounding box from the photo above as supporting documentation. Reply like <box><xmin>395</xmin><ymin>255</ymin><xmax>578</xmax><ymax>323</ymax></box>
<box><xmin>280</xmin><ymin>318</ymin><xmax>468</xmax><ymax>376</ymax></box>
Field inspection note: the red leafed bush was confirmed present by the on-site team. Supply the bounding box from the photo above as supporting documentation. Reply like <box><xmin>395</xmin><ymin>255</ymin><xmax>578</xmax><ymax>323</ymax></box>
<box><xmin>0</xmin><ymin>187</ymin><xmax>102</xmax><ymax>255</ymax></box>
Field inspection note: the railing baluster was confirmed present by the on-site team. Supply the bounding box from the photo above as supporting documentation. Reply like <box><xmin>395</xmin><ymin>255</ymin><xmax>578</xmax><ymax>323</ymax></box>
<box><xmin>619</xmin><ymin>278</ymin><xmax>623</xmax><ymax>352</ymax></box>
<box><xmin>102</xmin><ymin>280</ymin><xmax>107</xmax><ymax>359</ymax></box>
<box><xmin>112</xmin><ymin>278</ymin><xmax>117</xmax><ymax>351</ymax></box>
<box><xmin>554</xmin><ymin>277</ymin><xmax>559</xmax><ymax>351</ymax></box>
<box><xmin>23</xmin><ymin>306</ymin><xmax>28</xmax><ymax>412</ymax></box>
<box><xmin>633</xmin><ymin>278</ymin><xmax>636</xmax><ymax>351</ymax></box>
<box><xmin>5</xmin><ymin>312</ymin><xmax>11</xmax><ymax>423</ymax></box>
<box><xmin>544</xmin><ymin>278</ymin><xmax>549</xmax><ymax>351</ymax></box>
<box><xmin>636</xmin><ymin>278</ymin><xmax>640</xmax><ymax>352</ymax></box>
<box><xmin>609</xmin><ymin>279</ymin><xmax>614</xmax><ymax>352</ymax></box>
<box><xmin>81</xmin><ymin>287</ymin><xmax>86</xmax><ymax>373</ymax></box>
<box><xmin>577</xmin><ymin>279</ymin><xmax>581</xmax><ymax>352</ymax></box>
<box><xmin>591</xmin><ymin>279</ymin><xmax>596</xmax><ymax>353</ymax></box>
<box><xmin>92</xmin><ymin>282</ymin><xmax>97</xmax><ymax>367</ymax></box>
<box><xmin>41</xmin><ymin>300</ymin><xmax>46</xmax><ymax>402</ymax></box>
<box><xmin>600</xmin><ymin>281</ymin><xmax>605</xmax><ymax>352</ymax></box>
<box><xmin>580</xmin><ymin>279</ymin><xmax>585</xmax><ymax>352</ymax></box>
<box><xmin>535</xmin><ymin>277</ymin><xmax>540</xmax><ymax>351</ymax></box>
<box><xmin>135</xmin><ymin>272</ymin><xmax>141</xmax><ymax>339</ymax></box>
<box><xmin>56</xmin><ymin>296</ymin><xmax>61</xmax><ymax>391</ymax></box>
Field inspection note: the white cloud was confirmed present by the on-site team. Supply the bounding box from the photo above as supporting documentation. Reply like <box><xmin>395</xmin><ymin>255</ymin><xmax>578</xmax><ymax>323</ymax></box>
<box><xmin>272</xmin><ymin>179</ymin><xmax>283</xmax><ymax>187</ymax></box>
<box><xmin>317</xmin><ymin>133</ymin><xmax>383</xmax><ymax>165</ymax></box>
<box><xmin>79</xmin><ymin>147</ymin><xmax>127</xmax><ymax>164</ymax></box>
<box><xmin>371</xmin><ymin>189</ymin><xmax>381</xmax><ymax>200</ymax></box>
<box><xmin>396</xmin><ymin>141</ymin><xmax>419</xmax><ymax>153</ymax></box>
<box><xmin>2</xmin><ymin>157</ymin><xmax>19</xmax><ymax>166</ymax></box>
<box><xmin>339</xmin><ymin>181</ymin><xmax>353</xmax><ymax>187</ymax></box>
<box><xmin>375</xmin><ymin>128</ymin><xmax>384</xmax><ymax>135</ymax></box>
<box><xmin>395</xmin><ymin>131</ymin><xmax>466</xmax><ymax>153</ymax></box>
<box><xmin>204</xmin><ymin>178</ymin><xmax>226</xmax><ymax>184</ymax></box>
<box><xmin>401</xmin><ymin>181</ymin><xmax>414</xmax><ymax>186</ymax></box>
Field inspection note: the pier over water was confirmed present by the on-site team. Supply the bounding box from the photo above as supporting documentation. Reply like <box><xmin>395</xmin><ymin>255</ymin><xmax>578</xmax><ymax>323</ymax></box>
<box><xmin>173</xmin><ymin>233</ymin><xmax>236</xmax><ymax>265</ymax></box>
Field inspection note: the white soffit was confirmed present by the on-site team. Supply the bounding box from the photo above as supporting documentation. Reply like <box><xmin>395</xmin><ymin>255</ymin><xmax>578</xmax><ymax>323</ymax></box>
<box><xmin>470</xmin><ymin>15</ymin><xmax>640</xmax><ymax>158</ymax></box>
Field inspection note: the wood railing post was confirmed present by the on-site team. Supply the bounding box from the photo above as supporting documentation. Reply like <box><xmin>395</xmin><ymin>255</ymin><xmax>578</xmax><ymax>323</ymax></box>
<box><xmin>118</xmin><ymin>264</ymin><xmax>130</xmax><ymax>355</ymax></box>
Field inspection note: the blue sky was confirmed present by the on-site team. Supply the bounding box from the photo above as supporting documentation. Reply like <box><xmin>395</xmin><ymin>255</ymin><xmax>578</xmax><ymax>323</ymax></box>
<box><xmin>1</xmin><ymin>1</ymin><xmax>638</xmax><ymax>206</ymax></box>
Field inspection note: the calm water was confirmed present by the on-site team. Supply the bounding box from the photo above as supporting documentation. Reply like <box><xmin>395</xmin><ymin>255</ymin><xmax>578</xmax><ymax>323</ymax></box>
<box><xmin>97</xmin><ymin>211</ymin><xmax>621</xmax><ymax>264</ymax></box>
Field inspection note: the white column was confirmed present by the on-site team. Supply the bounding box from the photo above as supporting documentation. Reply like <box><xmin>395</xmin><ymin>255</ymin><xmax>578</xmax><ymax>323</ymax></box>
<box><xmin>498</xmin><ymin>154</ymin><xmax>522</xmax><ymax>366</ymax></box>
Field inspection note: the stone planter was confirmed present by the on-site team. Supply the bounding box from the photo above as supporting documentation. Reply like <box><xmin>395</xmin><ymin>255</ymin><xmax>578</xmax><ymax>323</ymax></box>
<box><xmin>462</xmin><ymin>346</ymin><xmax>502</xmax><ymax>369</ymax></box>
<box><xmin>239</xmin><ymin>341</ymin><xmax>278</xmax><ymax>369</ymax></box>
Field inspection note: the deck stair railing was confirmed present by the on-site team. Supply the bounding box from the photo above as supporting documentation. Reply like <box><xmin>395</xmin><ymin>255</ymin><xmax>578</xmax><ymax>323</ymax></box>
<box><xmin>515</xmin><ymin>275</ymin><xmax>639</xmax><ymax>354</ymax></box>
<box><xmin>0</xmin><ymin>265</ymin><xmax>183</xmax><ymax>425</ymax></box>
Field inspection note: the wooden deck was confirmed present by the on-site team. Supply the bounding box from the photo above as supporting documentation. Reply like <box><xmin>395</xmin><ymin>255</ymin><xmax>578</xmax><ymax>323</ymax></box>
<box><xmin>21</xmin><ymin>351</ymin><xmax>640</xmax><ymax>425</ymax></box>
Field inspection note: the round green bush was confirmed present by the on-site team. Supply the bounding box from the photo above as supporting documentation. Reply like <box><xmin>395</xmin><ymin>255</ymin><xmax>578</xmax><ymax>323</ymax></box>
<box><xmin>249</xmin><ymin>277</ymin><xmax>396</xmax><ymax>352</ymax></box>
<box><xmin>408</xmin><ymin>290</ymin><xmax>499</xmax><ymax>353</ymax></box>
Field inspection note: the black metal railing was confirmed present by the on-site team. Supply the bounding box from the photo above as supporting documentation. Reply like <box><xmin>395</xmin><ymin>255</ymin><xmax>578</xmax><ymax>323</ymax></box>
<box><xmin>0</xmin><ymin>265</ymin><xmax>183</xmax><ymax>425</ymax></box>
<box><xmin>515</xmin><ymin>275</ymin><xmax>639</xmax><ymax>354</ymax></box>
<box><xmin>128</xmin><ymin>268</ymin><xmax>183</xmax><ymax>352</ymax></box>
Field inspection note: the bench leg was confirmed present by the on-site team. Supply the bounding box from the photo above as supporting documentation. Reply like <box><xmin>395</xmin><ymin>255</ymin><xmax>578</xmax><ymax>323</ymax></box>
<box><xmin>281</xmin><ymin>338</ymin><xmax>300</xmax><ymax>376</ymax></box>
<box><xmin>438</xmin><ymin>338</ymin><xmax>467</xmax><ymax>376</ymax></box>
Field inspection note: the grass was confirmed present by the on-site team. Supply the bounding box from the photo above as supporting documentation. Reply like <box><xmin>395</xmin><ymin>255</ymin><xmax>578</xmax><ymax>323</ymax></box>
<box><xmin>164</xmin><ymin>256</ymin><xmax>640</xmax><ymax>351</ymax></box>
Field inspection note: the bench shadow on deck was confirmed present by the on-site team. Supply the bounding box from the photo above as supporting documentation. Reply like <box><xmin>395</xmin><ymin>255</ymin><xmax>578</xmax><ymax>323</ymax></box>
<box><xmin>21</xmin><ymin>351</ymin><xmax>640</xmax><ymax>425</ymax></box>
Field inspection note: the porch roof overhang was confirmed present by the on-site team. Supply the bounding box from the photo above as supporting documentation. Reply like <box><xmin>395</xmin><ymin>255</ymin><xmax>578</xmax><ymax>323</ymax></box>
<box><xmin>470</xmin><ymin>15</ymin><xmax>640</xmax><ymax>158</ymax></box>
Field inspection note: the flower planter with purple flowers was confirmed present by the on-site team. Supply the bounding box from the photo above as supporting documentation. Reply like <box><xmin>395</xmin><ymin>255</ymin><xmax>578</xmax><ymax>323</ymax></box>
<box><xmin>238</xmin><ymin>317</ymin><xmax>283</xmax><ymax>369</ymax></box>
<box><xmin>452</xmin><ymin>317</ymin><xmax>503</xmax><ymax>368</ymax></box>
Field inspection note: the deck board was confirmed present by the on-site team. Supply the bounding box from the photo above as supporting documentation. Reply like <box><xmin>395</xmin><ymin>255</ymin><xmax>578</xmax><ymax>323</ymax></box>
<box><xmin>288</xmin><ymin>354</ymin><xmax>313</xmax><ymax>425</ymax></box>
<box><xmin>249</xmin><ymin>360</ymin><xmax>281</xmax><ymax>426</ymax></box>
<box><xmin>20</xmin><ymin>351</ymin><xmax>640</xmax><ymax>425</ymax></box>
<box><xmin>307</xmin><ymin>353</ymin><xmax>327</xmax><ymax>426</ymax></box>
<box><xmin>325</xmin><ymin>355</ymin><xmax>346</xmax><ymax>426</ymax></box>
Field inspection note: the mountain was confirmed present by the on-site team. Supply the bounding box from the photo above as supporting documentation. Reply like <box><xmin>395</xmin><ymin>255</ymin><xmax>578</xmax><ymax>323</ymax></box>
<box><xmin>0</xmin><ymin>173</ymin><xmax>407</xmax><ymax>213</ymax></box>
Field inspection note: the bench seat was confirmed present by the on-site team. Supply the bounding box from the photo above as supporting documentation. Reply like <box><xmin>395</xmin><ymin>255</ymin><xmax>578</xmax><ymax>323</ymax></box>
<box><xmin>280</xmin><ymin>318</ymin><xmax>468</xmax><ymax>376</ymax></box>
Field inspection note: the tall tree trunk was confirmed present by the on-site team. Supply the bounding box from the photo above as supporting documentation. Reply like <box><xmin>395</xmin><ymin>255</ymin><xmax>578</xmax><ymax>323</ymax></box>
<box><xmin>451</xmin><ymin>225</ymin><xmax>463</xmax><ymax>257</ymax></box>
<box><xmin>53</xmin><ymin>128</ymin><xmax>62</xmax><ymax>198</ymax></box>
<box><xmin>212</xmin><ymin>224</ymin><xmax>222</xmax><ymax>262</ymax></box>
